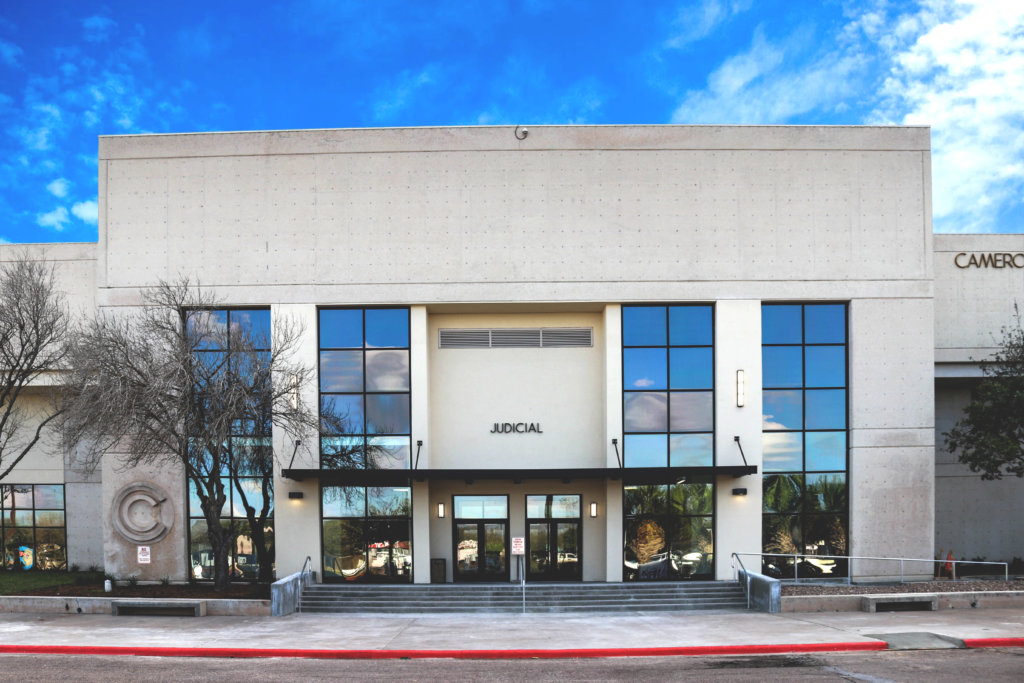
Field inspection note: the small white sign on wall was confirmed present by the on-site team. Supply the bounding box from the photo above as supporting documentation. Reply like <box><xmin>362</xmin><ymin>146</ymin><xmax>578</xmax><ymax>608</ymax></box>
<box><xmin>137</xmin><ymin>545</ymin><xmax>151</xmax><ymax>564</ymax></box>
<box><xmin>511</xmin><ymin>537</ymin><xmax>525</xmax><ymax>555</ymax></box>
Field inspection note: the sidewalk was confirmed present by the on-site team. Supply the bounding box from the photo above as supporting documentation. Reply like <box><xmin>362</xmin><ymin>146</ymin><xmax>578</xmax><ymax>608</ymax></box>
<box><xmin>1</xmin><ymin>607</ymin><xmax>1022</xmax><ymax>659</ymax></box>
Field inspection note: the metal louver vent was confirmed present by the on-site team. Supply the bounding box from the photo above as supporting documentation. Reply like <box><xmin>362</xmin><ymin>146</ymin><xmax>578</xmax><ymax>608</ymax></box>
<box><xmin>439</xmin><ymin>327</ymin><xmax>593</xmax><ymax>349</ymax></box>
<box><xmin>491</xmin><ymin>328</ymin><xmax>542</xmax><ymax>348</ymax></box>
<box><xmin>541</xmin><ymin>328</ymin><xmax>593</xmax><ymax>347</ymax></box>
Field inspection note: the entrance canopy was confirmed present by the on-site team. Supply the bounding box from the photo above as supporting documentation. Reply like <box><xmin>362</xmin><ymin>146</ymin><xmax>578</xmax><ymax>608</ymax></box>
<box><xmin>282</xmin><ymin>465</ymin><xmax>757</xmax><ymax>486</ymax></box>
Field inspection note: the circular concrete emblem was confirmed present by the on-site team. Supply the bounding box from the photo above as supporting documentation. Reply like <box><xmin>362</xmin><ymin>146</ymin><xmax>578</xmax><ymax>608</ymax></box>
<box><xmin>111</xmin><ymin>483</ymin><xmax>174</xmax><ymax>543</ymax></box>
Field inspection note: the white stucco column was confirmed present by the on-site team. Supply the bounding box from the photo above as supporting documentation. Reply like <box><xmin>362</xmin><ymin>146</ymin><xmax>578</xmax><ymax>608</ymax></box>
<box><xmin>409</xmin><ymin>306</ymin><xmax>432</xmax><ymax>582</ymax></box>
<box><xmin>273</xmin><ymin>303</ymin><xmax>322</xmax><ymax>579</ymax></box>
<box><xmin>713</xmin><ymin>300</ymin><xmax>763</xmax><ymax>580</ymax></box>
<box><xmin>603</xmin><ymin>305</ymin><xmax>624</xmax><ymax>582</ymax></box>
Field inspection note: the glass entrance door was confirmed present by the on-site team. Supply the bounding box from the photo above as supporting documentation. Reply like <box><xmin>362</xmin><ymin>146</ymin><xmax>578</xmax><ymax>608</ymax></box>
<box><xmin>452</xmin><ymin>496</ymin><xmax>509</xmax><ymax>582</ymax></box>
<box><xmin>526</xmin><ymin>494</ymin><xmax>582</xmax><ymax>581</ymax></box>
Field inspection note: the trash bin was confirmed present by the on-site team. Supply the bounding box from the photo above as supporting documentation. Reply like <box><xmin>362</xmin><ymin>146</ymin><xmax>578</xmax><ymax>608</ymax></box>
<box><xmin>430</xmin><ymin>558</ymin><xmax>446</xmax><ymax>584</ymax></box>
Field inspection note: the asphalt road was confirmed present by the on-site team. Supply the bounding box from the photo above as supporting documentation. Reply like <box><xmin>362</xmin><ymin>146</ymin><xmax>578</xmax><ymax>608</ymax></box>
<box><xmin>1</xmin><ymin>649</ymin><xmax>1023</xmax><ymax>682</ymax></box>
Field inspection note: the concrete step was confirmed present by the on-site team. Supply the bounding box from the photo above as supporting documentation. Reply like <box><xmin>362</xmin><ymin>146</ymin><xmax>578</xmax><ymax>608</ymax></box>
<box><xmin>298</xmin><ymin>581</ymin><xmax>747</xmax><ymax>614</ymax></box>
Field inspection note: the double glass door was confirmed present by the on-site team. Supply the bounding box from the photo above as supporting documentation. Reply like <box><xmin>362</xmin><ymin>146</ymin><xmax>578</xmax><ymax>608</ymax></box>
<box><xmin>526</xmin><ymin>494</ymin><xmax>582</xmax><ymax>581</ymax></box>
<box><xmin>453</xmin><ymin>496</ymin><xmax>508</xmax><ymax>582</ymax></box>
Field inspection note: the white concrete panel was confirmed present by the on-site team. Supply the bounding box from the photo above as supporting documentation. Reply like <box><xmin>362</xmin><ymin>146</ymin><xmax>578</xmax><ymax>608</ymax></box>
<box><xmin>65</xmin><ymin>481</ymin><xmax>104</xmax><ymax>569</ymax></box>
<box><xmin>427</xmin><ymin>312</ymin><xmax>604</xmax><ymax>470</ymax></box>
<box><xmin>604</xmin><ymin>479</ymin><xmax>623</xmax><ymax>582</ymax></box>
<box><xmin>99</xmin><ymin>127</ymin><xmax>932</xmax><ymax>301</ymax></box>
<box><xmin>934</xmin><ymin>234</ymin><xmax>1024</xmax><ymax>365</ymax></box>
<box><xmin>0</xmin><ymin>389</ymin><xmax>64</xmax><ymax>483</ymax></box>
<box><xmin>849</xmin><ymin>298</ymin><xmax>934</xmax><ymax>432</ymax></box>
<box><xmin>849</xmin><ymin>445</ymin><xmax>934</xmax><ymax>571</ymax></box>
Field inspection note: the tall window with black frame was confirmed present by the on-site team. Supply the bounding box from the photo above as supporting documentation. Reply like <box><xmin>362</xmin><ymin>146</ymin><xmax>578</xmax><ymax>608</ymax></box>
<box><xmin>761</xmin><ymin>303</ymin><xmax>849</xmax><ymax>579</ymax></box>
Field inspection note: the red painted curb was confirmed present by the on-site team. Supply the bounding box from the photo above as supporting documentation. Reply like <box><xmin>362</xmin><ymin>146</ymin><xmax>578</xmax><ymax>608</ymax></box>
<box><xmin>963</xmin><ymin>638</ymin><xmax>1024</xmax><ymax>649</ymax></box>
<box><xmin>0</xmin><ymin>641</ymin><xmax>887</xmax><ymax>660</ymax></box>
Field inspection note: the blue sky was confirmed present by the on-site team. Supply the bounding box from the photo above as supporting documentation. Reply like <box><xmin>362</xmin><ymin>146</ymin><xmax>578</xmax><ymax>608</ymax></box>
<box><xmin>1</xmin><ymin>1</ymin><xmax>1022</xmax><ymax>244</ymax></box>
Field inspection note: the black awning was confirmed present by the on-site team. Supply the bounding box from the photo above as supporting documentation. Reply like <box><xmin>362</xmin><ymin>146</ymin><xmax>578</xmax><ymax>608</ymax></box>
<box><xmin>282</xmin><ymin>465</ymin><xmax>757</xmax><ymax>485</ymax></box>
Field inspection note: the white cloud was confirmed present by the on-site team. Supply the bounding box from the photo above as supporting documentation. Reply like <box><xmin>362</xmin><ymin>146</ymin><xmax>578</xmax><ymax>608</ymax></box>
<box><xmin>83</xmin><ymin>16</ymin><xmax>117</xmax><ymax>43</ymax></box>
<box><xmin>36</xmin><ymin>206</ymin><xmax>69</xmax><ymax>231</ymax></box>
<box><xmin>46</xmin><ymin>178</ymin><xmax>69</xmax><ymax>197</ymax></box>
<box><xmin>0</xmin><ymin>39</ymin><xmax>23</xmax><ymax>67</ymax></box>
<box><xmin>71</xmin><ymin>199</ymin><xmax>98</xmax><ymax>224</ymax></box>
<box><xmin>872</xmin><ymin>1</ymin><xmax>1024</xmax><ymax>233</ymax></box>
<box><xmin>671</xmin><ymin>25</ymin><xmax>866</xmax><ymax>124</ymax></box>
<box><xmin>665</xmin><ymin>0</ymin><xmax>753</xmax><ymax>49</ymax></box>
<box><xmin>372</xmin><ymin>65</ymin><xmax>441</xmax><ymax>122</ymax></box>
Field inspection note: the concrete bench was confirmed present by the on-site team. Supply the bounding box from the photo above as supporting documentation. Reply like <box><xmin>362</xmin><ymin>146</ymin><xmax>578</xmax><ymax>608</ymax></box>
<box><xmin>861</xmin><ymin>594</ymin><xmax>937</xmax><ymax>613</ymax></box>
<box><xmin>111</xmin><ymin>600</ymin><xmax>208</xmax><ymax>617</ymax></box>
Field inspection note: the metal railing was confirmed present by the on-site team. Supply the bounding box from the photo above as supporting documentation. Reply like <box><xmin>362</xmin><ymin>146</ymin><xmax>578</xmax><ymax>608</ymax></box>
<box><xmin>298</xmin><ymin>555</ymin><xmax>313</xmax><ymax>612</ymax></box>
<box><xmin>735</xmin><ymin>552</ymin><xmax>1009</xmax><ymax>584</ymax></box>
<box><xmin>731</xmin><ymin>552</ymin><xmax>752</xmax><ymax>609</ymax></box>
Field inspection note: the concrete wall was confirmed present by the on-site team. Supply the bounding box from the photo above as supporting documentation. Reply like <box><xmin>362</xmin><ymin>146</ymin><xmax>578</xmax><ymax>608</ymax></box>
<box><xmin>85</xmin><ymin>125</ymin><xmax>937</xmax><ymax>581</ymax></box>
<box><xmin>428</xmin><ymin>311</ymin><xmax>604</xmax><ymax>470</ymax></box>
<box><xmin>933</xmin><ymin>235</ymin><xmax>1024</xmax><ymax>565</ymax></box>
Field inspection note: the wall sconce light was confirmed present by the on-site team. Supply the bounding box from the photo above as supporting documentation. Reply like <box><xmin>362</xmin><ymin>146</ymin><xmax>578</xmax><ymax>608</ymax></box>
<box><xmin>590</xmin><ymin>502</ymin><xmax>598</xmax><ymax>518</ymax></box>
<box><xmin>288</xmin><ymin>491</ymin><xmax>304</xmax><ymax>500</ymax></box>
<box><xmin>736</xmin><ymin>369</ymin><xmax>745</xmax><ymax>407</ymax></box>
<box><xmin>437</xmin><ymin>502</ymin><xmax>446</xmax><ymax>518</ymax></box>
<box><xmin>731</xmin><ymin>488</ymin><xmax>748</xmax><ymax>496</ymax></box>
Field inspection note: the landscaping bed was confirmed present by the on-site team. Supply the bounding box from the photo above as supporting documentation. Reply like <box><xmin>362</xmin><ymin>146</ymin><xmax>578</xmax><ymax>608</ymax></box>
<box><xmin>0</xmin><ymin>571</ymin><xmax>269</xmax><ymax>600</ymax></box>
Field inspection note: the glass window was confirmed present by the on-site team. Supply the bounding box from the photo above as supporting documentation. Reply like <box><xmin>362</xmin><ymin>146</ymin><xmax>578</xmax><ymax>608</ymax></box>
<box><xmin>322</xmin><ymin>486</ymin><xmax>413</xmax><ymax>583</ymax></box>
<box><xmin>805</xmin><ymin>432</ymin><xmax>846</xmax><ymax>471</ymax></box>
<box><xmin>762</xmin><ymin>347</ymin><xmax>802</xmax><ymax>387</ymax></box>
<box><xmin>364</xmin><ymin>350</ymin><xmax>410</xmax><ymax>391</ymax></box>
<box><xmin>366</xmin><ymin>436</ymin><xmax>411</xmax><ymax>469</ymax></box>
<box><xmin>624</xmin><ymin>434</ymin><xmax>667</xmax><ymax>467</ymax></box>
<box><xmin>805</xmin><ymin>346</ymin><xmax>846</xmax><ymax>387</ymax></box>
<box><xmin>669</xmin><ymin>392</ymin><xmax>713</xmax><ymax>432</ymax></box>
<box><xmin>669</xmin><ymin>347</ymin><xmax>713</xmax><ymax>389</ymax></box>
<box><xmin>761</xmin><ymin>303</ymin><xmax>848</xmax><ymax>577</ymax></box>
<box><xmin>623</xmin><ymin>304</ymin><xmax>714</xmax><ymax>470</ymax></box>
<box><xmin>624</xmin><ymin>392</ymin><xmax>668</xmax><ymax>432</ymax></box>
<box><xmin>365</xmin><ymin>394</ymin><xmax>411</xmax><ymax>434</ymax></box>
<box><xmin>623</xmin><ymin>478</ymin><xmax>714</xmax><ymax>581</ymax></box>
<box><xmin>622</xmin><ymin>306</ymin><xmax>666</xmax><ymax>346</ymax></box>
<box><xmin>365</xmin><ymin>309</ymin><xmax>409</xmax><ymax>348</ymax></box>
<box><xmin>320</xmin><ymin>308</ymin><xmax>411</xmax><ymax>470</ymax></box>
<box><xmin>763</xmin><ymin>390</ymin><xmax>802</xmax><ymax>431</ymax></box>
<box><xmin>762</xmin><ymin>474</ymin><xmax>803</xmax><ymax>514</ymax></box>
<box><xmin>669</xmin><ymin>306</ymin><xmax>712</xmax><ymax>346</ymax></box>
<box><xmin>526</xmin><ymin>494</ymin><xmax>581</xmax><ymax>519</ymax></box>
<box><xmin>623</xmin><ymin>348</ymin><xmax>667</xmax><ymax>390</ymax></box>
<box><xmin>1</xmin><ymin>483</ymin><xmax>66</xmax><ymax>571</ymax></box>
<box><xmin>805</xmin><ymin>390</ymin><xmax>846</xmax><ymax>430</ymax></box>
<box><xmin>319</xmin><ymin>309</ymin><xmax>363</xmax><ymax>348</ymax></box>
<box><xmin>231</xmin><ymin>309</ymin><xmax>271</xmax><ymax>346</ymax></box>
<box><xmin>762</xmin><ymin>432</ymin><xmax>802</xmax><ymax>472</ymax></box>
<box><xmin>368</xmin><ymin>487</ymin><xmax>411</xmax><ymax>517</ymax></box>
<box><xmin>804</xmin><ymin>305</ymin><xmax>846</xmax><ymax>344</ymax></box>
<box><xmin>761</xmin><ymin>305</ymin><xmax>802</xmax><ymax>344</ymax></box>
<box><xmin>669</xmin><ymin>434</ymin><xmax>713</xmax><ymax>467</ymax></box>
<box><xmin>454</xmin><ymin>495</ymin><xmax>507</xmax><ymax>519</ymax></box>
<box><xmin>319</xmin><ymin>351</ymin><xmax>364</xmax><ymax>392</ymax></box>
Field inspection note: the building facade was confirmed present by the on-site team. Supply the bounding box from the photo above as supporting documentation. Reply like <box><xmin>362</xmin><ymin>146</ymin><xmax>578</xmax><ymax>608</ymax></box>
<box><xmin>1</xmin><ymin>125</ymin><xmax>1018</xmax><ymax>583</ymax></box>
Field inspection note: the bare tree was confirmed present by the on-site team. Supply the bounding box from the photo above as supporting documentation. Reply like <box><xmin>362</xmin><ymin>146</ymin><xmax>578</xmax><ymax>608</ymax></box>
<box><xmin>0</xmin><ymin>256</ymin><xmax>69</xmax><ymax>481</ymax></box>
<box><xmin>61</xmin><ymin>279</ymin><xmax>317</xmax><ymax>591</ymax></box>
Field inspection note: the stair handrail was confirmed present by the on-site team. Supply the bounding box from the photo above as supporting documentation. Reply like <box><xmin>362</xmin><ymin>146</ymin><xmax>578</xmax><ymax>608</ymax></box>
<box><xmin>731</xmin><ymin>552</ymin><xmax>751</xmax><ymax>609</ymax></box>
<box><xmin>298</xmin><ymin>555</ymin><xmax>313</xmax><ymax>613</ymax></box>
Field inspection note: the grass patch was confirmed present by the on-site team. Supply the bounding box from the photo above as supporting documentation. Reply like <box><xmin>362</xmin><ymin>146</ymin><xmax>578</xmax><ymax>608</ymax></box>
<box><xmin>0</xmin><ymin>570</ymin><xmax>105</xmax><ymax>595</ymax></box>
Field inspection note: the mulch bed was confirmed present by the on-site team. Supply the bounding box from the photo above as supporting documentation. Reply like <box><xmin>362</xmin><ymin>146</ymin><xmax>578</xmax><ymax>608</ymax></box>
<box><xmin>9</xmin><ymin>582</ymin><xmax>270</xmax><ymax>600</ymax></box>
<box><xmin>783</xmin><ymin>578</ymin><xmax>1024</xmax><ymax>596</ymax></box>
